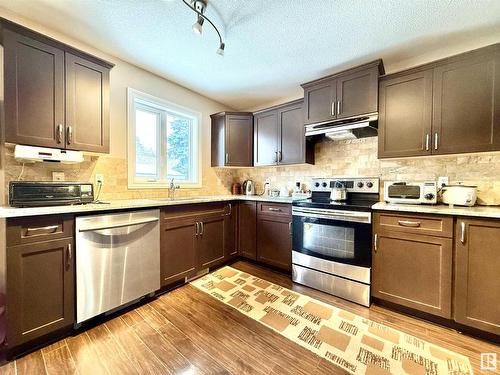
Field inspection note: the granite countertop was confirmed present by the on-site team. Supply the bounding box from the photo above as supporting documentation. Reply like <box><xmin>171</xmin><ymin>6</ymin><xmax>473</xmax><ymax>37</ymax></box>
<box><xmin>372</xmin><ymin>202</ymin><xmax>500</xmax><ymax>219</ymax></box>
<box><xmin>0</xmin><ymin>195</ymin><xmax>301</xmax><ymax>218</ymax></box>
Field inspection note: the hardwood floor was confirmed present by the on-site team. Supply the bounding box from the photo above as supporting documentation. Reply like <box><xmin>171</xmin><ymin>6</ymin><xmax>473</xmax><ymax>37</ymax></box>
<box><xmin>1</xmin><ymin>260</ymin><xmax>499</xmax><ymax>374</ymax></box>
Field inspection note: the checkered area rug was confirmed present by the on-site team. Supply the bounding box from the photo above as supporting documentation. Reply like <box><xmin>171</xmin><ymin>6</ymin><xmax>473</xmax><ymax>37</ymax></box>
<box><xmin>191</xmin><ymin>266</ymin><xmax>473</xmax><ymax>375</ymax></box>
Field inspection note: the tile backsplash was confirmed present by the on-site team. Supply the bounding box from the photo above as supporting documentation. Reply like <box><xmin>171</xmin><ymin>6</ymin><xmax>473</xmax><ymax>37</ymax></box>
<box><xmin>232</xmin><ymin>137</ymin><xmax>500</xmax><ymax>205</ymax></box>
<box><xmin>5</xmin><ymin>137</ymin><xmax>500</xmax><ymax>205</ymax></box>
<box><xmin>4</xmin><ymin>147</ymin><xmax>234</xmax><ymax>202</ymax></box>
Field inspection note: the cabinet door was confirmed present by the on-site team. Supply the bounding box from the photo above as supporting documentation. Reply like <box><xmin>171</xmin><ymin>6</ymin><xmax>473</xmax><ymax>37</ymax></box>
<box><xmin>257</xmin><ymin>215</ymin><xmax>292</xmax><ymax>271</ymax></box>
<box><xmin>278</xmin><ymin>102</ymin><xmax>305</xmax><ymax>165</ymax></box>
<box><xmin>336</xmin><ymin>67</ymin><xmax>378</xmax><ymax>119</ymax></box>
<box><xmin>254</xmin><ymin>110</ymin><xmax>279</xmax><ymax>166</ymax></box>
<box><xmin>198</xmin><ymin>215</ymin><xmax>225</xmax><ymax>269</ymax></box>
<box><xmin>238</xmin><ymin>201</ymin><xmax>257</xmax><ymax>260</ymax></box>
<box><xmin>224</xmin><ymin>203</ymin><xmax>238</xmax><ymax>259</ymax></box>
<box><xmin>432</xmin><ymin>52</ymin><xmax>500</xmax><ymax>154</ymax></box>
<box><xmin>160</xmin><ymin>217</ymin><xmax>197</xmax><ymax>286</ymax></box>
<box><xmin>378</xmin><ymin>71</ymin><xmax>433</xmax><ymax>158</ymax></box>
<box><xmin>303</xmin><ymin>80</ymin><xmax>336</xmax><ymax>125</ymax></box>
<box><xmin>225</xmin><ymin>115</ymin><xmax>253</xmax><ymax>166</ymax></box>
<box><xmin>7</xmin><ymin>238</ymin><xmax>74</xmax><ymax>347</ymax></box>
<box><xmin>454</xmin><ymin>219</ymin><xmax>500</xmax><ymax>334</ymax></box>
<box><xmin>372</xmin><ymin>230</ymin><xmax>452</xmax><ymax>318</ymax></box>
<box><xmin>65</xmin><ymin>53</ymin><xmax>110</xmax><ymax>153</ymax></box>
<box><xmin>4</xmin><ymin>29</ymin><xmax>65</xmax><ymax>148</ymax></box>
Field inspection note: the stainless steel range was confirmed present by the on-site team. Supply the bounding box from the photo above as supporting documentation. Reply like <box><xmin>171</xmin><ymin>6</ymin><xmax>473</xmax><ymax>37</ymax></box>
<box><xmin>292</xmin><ymin>177</ymin><xmax>379</xmax><ymax>306</ymax></box>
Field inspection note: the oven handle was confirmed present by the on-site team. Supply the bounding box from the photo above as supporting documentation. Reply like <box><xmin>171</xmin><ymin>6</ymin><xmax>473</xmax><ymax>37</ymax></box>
<box><xmin>292</xmin><ymin>208</ymin><xmax>371</xmax><ymax>223</ymax></box>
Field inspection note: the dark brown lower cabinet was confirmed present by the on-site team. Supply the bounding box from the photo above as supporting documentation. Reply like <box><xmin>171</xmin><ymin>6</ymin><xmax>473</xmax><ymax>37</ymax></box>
<box><xmin>454</xmin><ymin>219</ymin><xmax>500</xmax><ymax>334</ymax></box>
<box><xmin>6</xmin><ymin>238</ymin><xmax>74</xmax><ymax>348</ymax></box>
<box><xmin>224</xmin><ymin>203</ymin><xmax>238</xmax><ymax>259</ymax></box>
<box><xmin>238</xmin><ymin>201</ymin><xmax>257</xmax><ymax>260</ymax></box>
<box><xmin>256</xmin><ymin>203</ymin><xmax>292</xmax><ymax>271</ymax></box>
<box><xmin>372</xmin><ymin>218</ymin><xmax>452</xmax><ymax>318</ymax></box>
<box><xmin>160</xmin><ymin>202</ymin><xmax>235</xmax><ymax>286</ymax></box>
<box><xmin>160</xmin><ymin>215</ymin><xmax>197</xmax><ymax>286</ymax></box>
<box><xmin>198</xmin><ymin>215</ymin><xmax>225</xmax><ymax>269</ymax></box>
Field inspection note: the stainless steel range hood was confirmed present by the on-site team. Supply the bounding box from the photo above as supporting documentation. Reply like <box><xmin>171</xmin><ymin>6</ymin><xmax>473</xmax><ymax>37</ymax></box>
<box><xmin>305</xmin><ymin>113</ymin><xmax>378</xmax><ymax>140</ymax></box>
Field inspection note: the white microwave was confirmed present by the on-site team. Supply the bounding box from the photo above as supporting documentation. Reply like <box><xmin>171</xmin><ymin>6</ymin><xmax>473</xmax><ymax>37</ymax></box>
<box><xmin>384</xmin><ymin>181</ymin><xmax>438</xmax><ymax>205</ymax></box>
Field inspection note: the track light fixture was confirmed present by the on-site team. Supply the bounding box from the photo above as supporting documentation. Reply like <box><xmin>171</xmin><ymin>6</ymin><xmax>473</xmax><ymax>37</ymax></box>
<box><xmin>182</xmin><ymin>0</ymin><xmax>225</xmax><ymax>56</ymax></box>
<box><xmin>192</xmin><ymin>16</ymin><xmax>204</xmax><ymax>34</ymax></box>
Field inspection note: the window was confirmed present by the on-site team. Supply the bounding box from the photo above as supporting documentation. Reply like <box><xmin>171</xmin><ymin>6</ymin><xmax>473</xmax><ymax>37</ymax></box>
<box><xmin>128</xmin><ymin>88</ymin><xmax>201</xmax><ymax>188</ymax></box>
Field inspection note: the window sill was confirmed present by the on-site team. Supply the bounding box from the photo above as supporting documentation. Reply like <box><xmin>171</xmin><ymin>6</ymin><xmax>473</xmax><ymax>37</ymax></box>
<box><xmin>128</xmin><ymin>182</ymin><xmax>202</xmax><ymax>190</ymax></box>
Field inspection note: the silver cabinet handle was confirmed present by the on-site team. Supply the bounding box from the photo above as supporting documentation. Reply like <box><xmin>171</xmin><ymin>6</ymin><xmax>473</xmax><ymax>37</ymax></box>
<box><xmin>67</xmin><ymin>125</ymin><xmax>73</xmax><ymax>144</ymax></box>
<box><xmin>278</xmin><ymin>151</ymin><xmax>282</xmax><ymax>163</ymax></box>
<box><xmin>225</xmin><ymin>153</ymin><xmax>229</xmax><ymax>164</ymax></box>
<box><xmin>200</xmin><ymin>222</ymin><xmax>204</xmax><ymax>235</ymax></box>
<box><xmin>223</xmin><ymin>203</ymin><xmax>232</xmax><ymax>216</ymax></box>
<box><xmin>26</xmin><ymin>225</ymin><xmax>59</xmax><ymax>235</ymax></box>
<box><xmin>195</xmin><ymin>222</ymin><xmax>199</xmax><ymax>236</ymax></box>
<box><xmin>460</xmin><ymin>222</ymin><xmax>466</xmax><ymax>244</ymax></box>
<box><xmin>425</xmin><ymin>134</ymin><xmax>430</xmax><ymax>151</ymax></box>
<box><xmin>289</xmin><ymin>222</ymin><xmax>292</xmax><ymax>236</ymax></box>
<box><xmin>337</xmin><ymin>100</ymin><xmax>341</xmax><ymax>115</ymax></box>
<box><xmin>374</xmin><ymin>234</ymin><xmax>378</xmax><ymax>253</ymax></box>
<box><xmin>274</xmin><ymin>151</ymin><xmax>278</xmax><ymax>163</ymax></box>
<box><xmin>434</xmin><ymin>133</ymin><xmax>439</xmax><ymax>150</ymax></box>
<box><xmin>398</xmin><ymin>220</ymin><xmax>421</xmax><ymax>228</ymax></box>
<box><xmin>331</xmin><ymin>101</ymin><xmax>335</xmax><ymax>116</ymax></box>
<box><xmin>57</xmin><ymin>124</ymin><xmax>64</xmax><ymax>143</ymax></box>
<box><xmin>66</xmin><ymin>243</ymin><xmax>72</xmax><ymax>270</ymax></box>
<box><xmin>268</xmin><ymin>207</ymin><xmax>282</xmax><ymax>212</ymax></box>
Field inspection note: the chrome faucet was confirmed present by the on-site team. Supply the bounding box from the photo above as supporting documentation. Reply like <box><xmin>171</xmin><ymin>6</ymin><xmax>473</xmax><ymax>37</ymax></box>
<box><xmin>168</xmin><ymin>178</ymin><xmax>180</xmax><ymax>199</ymax></box>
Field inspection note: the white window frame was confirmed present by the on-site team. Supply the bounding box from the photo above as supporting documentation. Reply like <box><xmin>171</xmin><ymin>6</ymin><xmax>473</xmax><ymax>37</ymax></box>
<box><xmin>127</xmin><ymin>88</ymin><xmax>202</xmax><ymax>189</ymax></box>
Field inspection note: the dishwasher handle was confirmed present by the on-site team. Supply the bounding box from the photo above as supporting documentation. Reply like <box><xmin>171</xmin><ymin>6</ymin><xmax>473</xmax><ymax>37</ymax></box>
<box><xmin>78</xmin><ymin>217</ymin><xmax>159</xmax><ymax>232</ymax></box>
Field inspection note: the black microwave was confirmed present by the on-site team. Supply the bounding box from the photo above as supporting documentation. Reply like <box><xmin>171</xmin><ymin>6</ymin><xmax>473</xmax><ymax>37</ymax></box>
<box><xmin>9</xmin><ymin>181</ymin><xmax>94</xmax><ymax>207</ymax></box>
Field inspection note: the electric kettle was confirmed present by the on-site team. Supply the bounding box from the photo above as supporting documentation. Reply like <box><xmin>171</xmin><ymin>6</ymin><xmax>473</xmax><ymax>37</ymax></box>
<box><xmin>242</xmin><ymin>180</ymin><xmax>255</xmax><ymax>195</ymax></box>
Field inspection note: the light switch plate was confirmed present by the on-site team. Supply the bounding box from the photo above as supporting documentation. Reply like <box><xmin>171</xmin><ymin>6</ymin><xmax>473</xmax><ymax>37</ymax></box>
<box><xmin>438</xmin><ymin>176</ymin><xmax>449</xmax><ymax>187</ymax></box>
<box><xmin>52</xmin><ymin>172</ymin><xmax>65</xmax><ymax>181</ymax></box>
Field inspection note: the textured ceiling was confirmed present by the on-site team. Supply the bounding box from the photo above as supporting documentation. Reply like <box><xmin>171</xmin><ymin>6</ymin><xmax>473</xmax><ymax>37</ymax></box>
<box><xmin>2</xmin><ymin>0</ymin><xmax>500</xmax><ymax>110</ymax></box>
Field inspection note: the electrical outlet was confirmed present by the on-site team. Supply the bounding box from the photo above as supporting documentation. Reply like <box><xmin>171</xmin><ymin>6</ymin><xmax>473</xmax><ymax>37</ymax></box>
<box><xmin>95</xmin><ymin>174</ymin><xmax>104</xmax><ymax>185</ymax></box>
<box><xmin>52</xmin><ymin>172</ymin><xmax>65</xmax><ymax>181</ymax></box>
<box><xmin>438</xmin><ymin>176</ymin><xmax>449</xmax><ymax>187</ymax></box>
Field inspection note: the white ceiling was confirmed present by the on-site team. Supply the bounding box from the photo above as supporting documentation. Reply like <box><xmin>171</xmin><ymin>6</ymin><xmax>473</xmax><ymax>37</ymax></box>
<box><xmin>2</xmin><ymin>0</ymin><xmax>500</xmax><ymax>110</ymax></box>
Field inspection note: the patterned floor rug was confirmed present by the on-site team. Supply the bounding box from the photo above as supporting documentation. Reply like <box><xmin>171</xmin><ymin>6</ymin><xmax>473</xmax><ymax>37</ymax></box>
<box><xmin>191</xmin><ymin>266</ymin><xmax>473</xmax><ymax>375</ymax></box>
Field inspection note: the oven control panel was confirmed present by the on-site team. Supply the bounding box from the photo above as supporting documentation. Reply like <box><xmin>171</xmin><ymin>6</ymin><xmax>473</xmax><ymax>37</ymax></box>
<box><xmin>311</xmin><ymin>177</ymin><xmax>379</xmax><ymax>193</ymax></box>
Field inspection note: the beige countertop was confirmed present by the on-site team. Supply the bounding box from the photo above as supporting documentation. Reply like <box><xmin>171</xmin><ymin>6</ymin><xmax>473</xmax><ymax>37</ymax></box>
<box><xmin>0</xmin><ymin>195</ymin><xmax>300</xmax><ymax>218</ymax></box>
<box><xmin>372</xmin><ymin>202</ymin><xmax>500</xmax><ymax>219</ymax></box>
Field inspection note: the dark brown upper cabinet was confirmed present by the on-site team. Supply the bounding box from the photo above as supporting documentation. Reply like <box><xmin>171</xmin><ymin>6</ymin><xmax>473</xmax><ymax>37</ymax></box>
<box><xmin>378</xmin><ymin>70</ymin><xmax>433</xmax><ymax>158</ymax></box>
<box><xmin>65</xmin><ymin>53</ymin><xmax>110</xmax><ymax>153</ymax></box>
<box><xmin>301</xmin><ymin>60</ymin><xmax>384</xmax><ymax>125</ymax></box>
<box><xmin>2</xmin><ymin>19</ymin><xmax>113</xmax><ymax>153</ymax></box>
<box><xmin>3</xmin><ymin>28</ymin><xmax>65</xmax><ymax>149</ymax></box>
<box><xmin>379</xmin><ymin>43</ymin><xmax>500</xmax><ymax>158</ymax></box>
<box><xmin>254</xmin><ymin>99</ymin><xmax>314</xmax><ymax>167</ymax></box>
<box><xmin>432</xmin><ymin>51</ymin><xmax>500</xmax><ymax>154</ymax></box>
<box><xmin>211</xmin><ymin>112</ymin><xmax>253</xmax><ymax>167</ymax></box>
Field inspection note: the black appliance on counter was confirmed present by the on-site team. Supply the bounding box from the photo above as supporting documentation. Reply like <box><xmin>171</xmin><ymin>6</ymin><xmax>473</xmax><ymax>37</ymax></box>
<box><xmin>9</xmin><ymin>181</ymin><xmax>94</xmax><ymax>207</ymax></box>
<box><xmin>292</xmin><ymin>177</ymin><xmax>379</xmax><ymax>307</ymax></box>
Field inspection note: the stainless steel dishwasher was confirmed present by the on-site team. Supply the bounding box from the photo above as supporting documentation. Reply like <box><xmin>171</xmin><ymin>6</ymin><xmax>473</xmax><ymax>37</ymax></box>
<box><xmin>75</xmin><ymin>209</ymin><xmax>160</xmax><ymax>325</ymax></box>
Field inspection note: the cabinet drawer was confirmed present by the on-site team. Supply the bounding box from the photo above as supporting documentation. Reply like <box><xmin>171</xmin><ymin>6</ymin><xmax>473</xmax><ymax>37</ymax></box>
<box><xmin>374</xmin><ymin>212</ymin><xmax>453</xmax><ymax>238</ymax></box>
<box><xmin>7</xmin><ymin>215</ymin><xmax>74</xmax><ymax>246</ymax></box>
<box><xmin>257</xmin><ymin>202</ymin><xmax>291</xmax><ymax>218</ymax></box>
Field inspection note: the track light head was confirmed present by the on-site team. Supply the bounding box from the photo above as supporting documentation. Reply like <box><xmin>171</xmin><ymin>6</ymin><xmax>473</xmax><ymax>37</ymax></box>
<box><xmin>216</xmin><ymin>42</ymin><xmax>225</xmax><ymax>56</ymax></box>
<box><xmin>192</xmin><ymin>16</ymin><xmax>204</xmax><ymax>34</ymax></box>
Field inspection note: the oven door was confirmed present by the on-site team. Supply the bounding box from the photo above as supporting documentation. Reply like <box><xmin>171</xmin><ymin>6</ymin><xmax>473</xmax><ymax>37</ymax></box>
<box><xmin>292</xmin><ymin>207</ymin><xmax>372</xmax><ymax>268</ymax></box>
